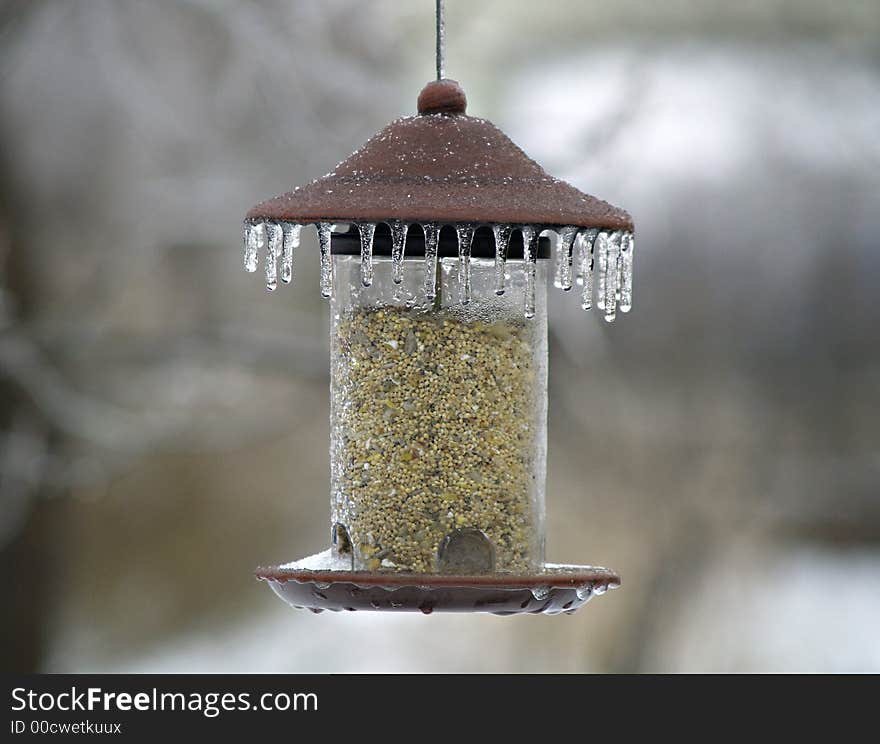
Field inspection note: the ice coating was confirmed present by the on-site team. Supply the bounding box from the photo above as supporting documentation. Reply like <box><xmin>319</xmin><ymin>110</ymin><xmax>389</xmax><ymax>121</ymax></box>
<box><xmin>422</xmin><ymin>223</ymin><xmax>440</xmax><ymax>301</ymax></box>
<box><xmin>281</xmin><ymin>223</ymin><xmax>301</xmax><ymax>284</ymax></box>
<box><xmin>390</xmin><ymin>221</ymin><xmax>409</xmax><ymax>285</ymax></box>
<box><xmin>318</xmin><ymin>222</ymin><xmax>334</xmax><ymax>298</ymax></box>
<box><xmin>241</xmin><ymin>220</ymin><xmax>634</xmax><ymax>321</ymax></box>
<box><xmin>280</xmin><ymin>549</ymin><xmax>335</xmax><ymax>571</ymax></box>
<box><xmin>553</xmin><ymin>226</ymin><xmax>578</xmax><ymax>292</ymax></box>
<box><xmin>492</xmin><ymin>223</ymin><xmax>512</xmax><ymax>296</ymax></box>
<box><xmin>455</xmin><ymin>224</ymin><xmax>475</xmax><ymax>304</ymax></box>
<box><xmin>265</xmin><ymin>223</ymin><xmax>282</xmax><ymax>291</ymax></box>
<box><xmin>357</xmin><ymin>222</ymin><xmax>376</xmax><ymax>287</ymax></box>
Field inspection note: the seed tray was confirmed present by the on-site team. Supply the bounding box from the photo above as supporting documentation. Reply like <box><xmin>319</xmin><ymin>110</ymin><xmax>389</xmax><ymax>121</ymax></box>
<box><xmin>256</xmin><ymin>562</ymin><xmax>620</xmax><ymax>615</ymax></box>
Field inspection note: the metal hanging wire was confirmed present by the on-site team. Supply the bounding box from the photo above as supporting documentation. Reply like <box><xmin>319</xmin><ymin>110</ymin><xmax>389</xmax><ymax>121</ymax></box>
<box><xmin>436</xmin><ymin>0</ymin><xmax>446</xmax><ymax>80</ymax></box>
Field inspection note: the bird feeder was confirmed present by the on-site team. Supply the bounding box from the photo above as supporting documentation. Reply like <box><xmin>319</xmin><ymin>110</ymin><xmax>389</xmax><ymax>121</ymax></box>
<box><xmin>247</xmin><ymin>11</ymin><xmax>633</xmax><ymax>615</ymax></box>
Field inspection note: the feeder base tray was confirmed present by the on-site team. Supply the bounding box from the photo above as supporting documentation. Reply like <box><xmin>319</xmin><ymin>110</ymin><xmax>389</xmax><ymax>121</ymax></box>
<box><xmin>256</xmin><ymin>557</ymin><xmax>620</xmax><ymax>615</ymax></box>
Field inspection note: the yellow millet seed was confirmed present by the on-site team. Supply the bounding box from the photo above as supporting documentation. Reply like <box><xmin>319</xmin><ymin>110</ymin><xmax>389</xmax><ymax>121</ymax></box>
<box><xmin>330</xmin><ymin>305</ymin><xmax>541</xmax><ymax>572</ymax></box>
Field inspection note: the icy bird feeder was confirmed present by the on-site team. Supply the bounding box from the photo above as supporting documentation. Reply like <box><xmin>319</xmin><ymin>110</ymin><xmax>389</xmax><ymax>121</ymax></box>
<box><xmin>246</xmin><ymin>26</ymin><xmax>633</xmax><ymax>614</ymax></box>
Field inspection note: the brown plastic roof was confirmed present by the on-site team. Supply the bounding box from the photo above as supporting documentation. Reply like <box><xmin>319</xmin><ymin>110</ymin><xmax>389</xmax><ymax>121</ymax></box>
<box><xmin>246</xmin><ymin>80</ymin><xmax>633</xmax><ymax>232</ymax></box>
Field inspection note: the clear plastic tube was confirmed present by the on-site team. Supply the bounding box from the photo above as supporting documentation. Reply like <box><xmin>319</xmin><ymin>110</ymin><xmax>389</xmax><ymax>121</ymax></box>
<box><xmin>329</xmin><ymin>255</ymin><xmax>548</xmax><ymax>573</ymax></box>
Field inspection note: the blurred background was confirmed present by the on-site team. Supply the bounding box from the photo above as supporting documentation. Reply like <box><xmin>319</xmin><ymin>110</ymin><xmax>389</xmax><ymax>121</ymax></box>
<box><xmin>1</xmin><ymin>0</ymin><xmax>878</xmax><ymax>673</ymax></box>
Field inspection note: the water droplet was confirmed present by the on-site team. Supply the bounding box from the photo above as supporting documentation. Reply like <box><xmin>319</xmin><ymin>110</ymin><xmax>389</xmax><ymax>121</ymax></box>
<box><xmin>317</xmin><ymin>222</ymin><xmax>333</xmax><ymax>299</ymax></box>
<box><xmin>520</xmin><ymin>225</ymin><xmax>538</xmax><ymax>319</ymax></box>
<box><xmin>265</xmin><ymin>223</ymin><xmax>282</xmax><ymax>291</ymax></box>
<box><xmin>357</xmin><ymin>222</ymin><xmax>376</xmax><ymax>287</ymax></box>
<box><xmin>553</xmin><ymin>226</ymin><xmax>578</xmax><ymax>291</ymax></box>
<box><xmin>456</xmin><ymin>224</ymin><xmax>475</xmax><ymax>304</ymax></box>
<box><xmin>593</xmin><ymin>583</ymin><xmax>607</xmax><ymax>596</ymax></box>
<box><xmin>576</xmin><ymin>584</ymin><xmax>592</xmax><ymax>601</ymax></box>
<box><xmin>281</xmin><ymin>223</ymin><xmax>301</xmax><ymax>284</ymax></box>
<box><xmin>390</xmin><ymin>221</ymin><xmax>409</xmax><ymax>285</ymax></box>
<box><xmin>422</xmin><ymin>223</ymin><xmax>440</xmax><ymax>301</ymax></box>
<box><xmin>492</xmin><ymin>224</ymin><xmax>512</xmax><ymax>295</ymax></box>
<box><xmin>531</xmin><ymin>584</ymin><xmax>551</xmax><ymax>600</ymax></box>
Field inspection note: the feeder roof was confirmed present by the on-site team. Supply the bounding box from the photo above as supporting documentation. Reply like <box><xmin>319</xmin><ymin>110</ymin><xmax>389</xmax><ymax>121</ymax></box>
<box><xmin>246</xmin><ymin>80</ymin><xmax>633</xmax><ymax>232</ymax></box>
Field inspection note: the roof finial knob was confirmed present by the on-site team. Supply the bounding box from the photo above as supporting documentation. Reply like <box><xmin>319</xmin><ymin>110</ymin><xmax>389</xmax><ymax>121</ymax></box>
<box><xmin>418</xmin><ymin>79</ymin><xmax>467</xmax><ymax>115</ymax></box>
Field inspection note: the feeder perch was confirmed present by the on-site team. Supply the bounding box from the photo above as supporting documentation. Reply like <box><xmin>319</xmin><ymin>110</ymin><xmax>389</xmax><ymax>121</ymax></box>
<box><xmin>245</xmin><ymin>9</ymin><xmax>633</xmax><ymax>615</ymax></box>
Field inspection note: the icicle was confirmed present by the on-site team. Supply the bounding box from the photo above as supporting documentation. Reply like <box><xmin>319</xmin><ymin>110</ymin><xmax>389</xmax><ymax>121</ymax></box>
<box><xmin>553</xmin><ymin>232</ymin><xmax>563</xmax><ymax>289</ymax></box>
<box><xmin>281</xmin><ymin>223</ymin><xmax>301</xmax><ymax>284</ymax></box>
<box><xmin>521</xmin><ymin>225</ymin><xmax>538</xmax><ymax>319</ymax></box>
<box><xmin>492</xmin><ymin>224</ymin><xmax>512</xmax><ymax>296</ymax></box>
<box><xmin>357</xmin><ymin>222</ymin><xmax>376</xmax><ymax>287</ymax></box>
<box><xmin>553</xmin><ymin>226</ymin><xmax>578</xmax><ymax>291</ymax></box>
<box><xmin>575</xmin><ymin>228</ymin><xmax>598</xmax><ymax>285</ymax></box>
<box><xmin>265</xmin><ymin>223</ymin><xmax>282</xmax><ymax>291</ymax></box>
<box><xmin>422</xmin><ymin>223</ymin><xmax>440</xmax><ymax>301</ymax></box>
<box><xmin>614</xmin><ymin>233</ymin><xmax>623</xmax><ymax>302</ymax></box>
<box><xmin>317</xmin><ymin>222</ymin><xmax>333</xmax><ymax>299</ymax></box>
<box><xmin>390</xmin><ymin>222</ymin><xmax>409</xmax><ymax>285</ymax></box>
<box><xmin>456</xmin><ymin>224</ymin><xmax>475</xmax><ymax>305</ymax></box>
<box><xmin>620</xmin><ymin>232</ymin><xmax>634</xmax><ymax>313</ymax></box>
<box><xmin>604</xmin><ymin>232</ymin><xmax>621</xmax><ymax>322</ymax></box>
<box><xmin>595</xmin><ymin>231</ymin><xmax>609</xmax><ymax>311</ymax></box>
<box><xmin>244</xmin><ymin>222</ymin><xmax>263</xmax><ymax>273</ymax></box>
<box><xmin>243</xmin><ymin>223</ymin><xmax>253</xmax><ymax>272</ymax></box>
<box><xmin>578</xmin><ymin>229</ymin><xmax>598</xmax><ymax>311</ymax></box>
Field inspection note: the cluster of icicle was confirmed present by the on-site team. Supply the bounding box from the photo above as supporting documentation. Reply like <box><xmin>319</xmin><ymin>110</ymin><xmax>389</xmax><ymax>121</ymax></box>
<box><xmin>243</xmin><ymin>221</ymin><xmax>634</xmax><ymax>321</ymax></box>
